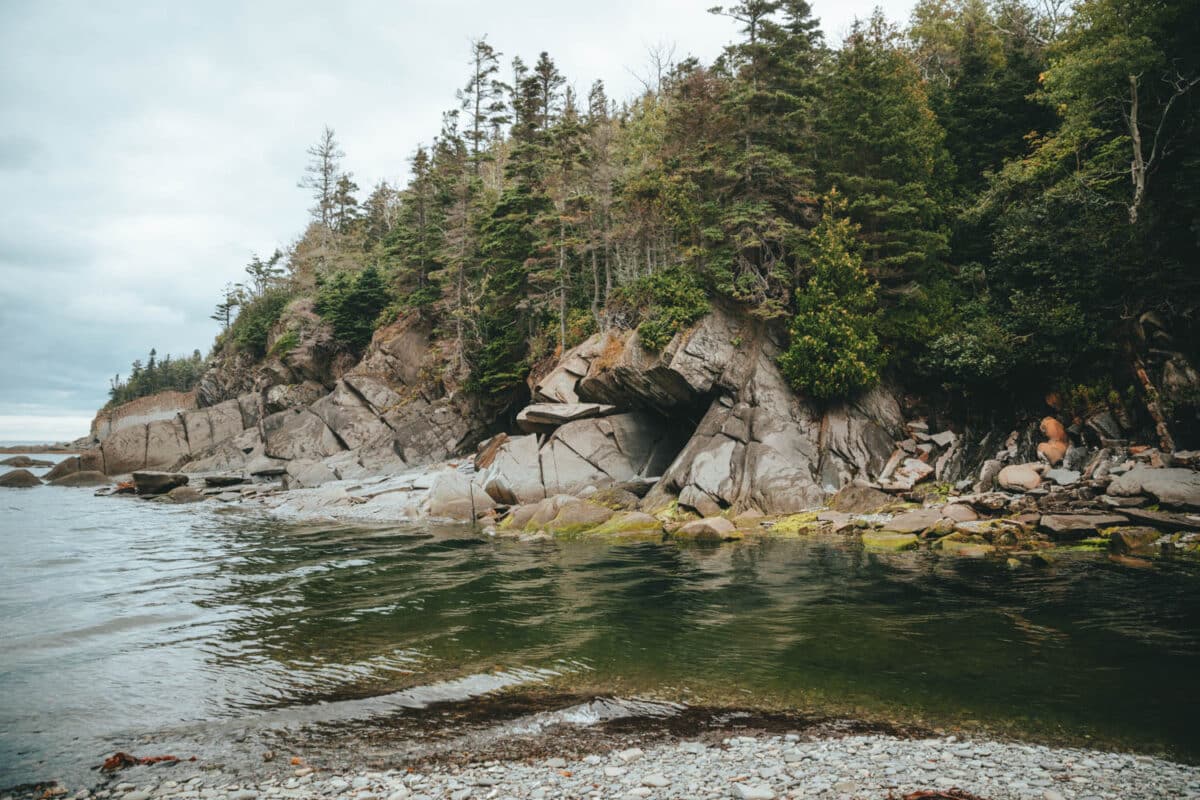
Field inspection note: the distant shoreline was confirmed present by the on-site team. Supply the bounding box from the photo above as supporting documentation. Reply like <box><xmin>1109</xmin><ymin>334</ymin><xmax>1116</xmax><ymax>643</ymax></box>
<box><xmin>0</xmin><ymin>444</ymin><xmax>80</xmax><ymax>454</ymax></box>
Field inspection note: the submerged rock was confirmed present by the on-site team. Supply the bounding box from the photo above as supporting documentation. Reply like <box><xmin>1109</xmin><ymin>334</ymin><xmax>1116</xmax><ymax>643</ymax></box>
<box><xmin>49</xmin><ymin>470</ymin><xmax>110</xmax><ymax>487</ymax></box>
<box><xmin>861</xmin><ymin>531</ymin><xmax>918</xmax><ymax>551</ymax></box>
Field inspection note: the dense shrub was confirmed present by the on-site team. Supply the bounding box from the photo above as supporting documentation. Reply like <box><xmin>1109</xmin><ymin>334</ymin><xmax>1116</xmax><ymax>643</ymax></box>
<box><xmin>229</xmin><ymin>287</ymin><xmax>293</xmax><ymax>357</ymax></box>
<box><xmin>611</xmin><ymin>267</ymin><xmax>710</xmax><ymax>351</ymax></box>
<box><xmin>314</xmin><ymin>265</ymin><xmax>392</xmax><ymax>352</ymax></box>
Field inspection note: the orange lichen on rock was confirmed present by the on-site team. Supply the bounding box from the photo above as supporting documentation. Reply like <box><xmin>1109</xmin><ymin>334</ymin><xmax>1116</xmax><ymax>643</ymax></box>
<box><xmin>1036</xmin><ymin>416</ymin><xmax>1068</xmax><ymax>466</ymax></box>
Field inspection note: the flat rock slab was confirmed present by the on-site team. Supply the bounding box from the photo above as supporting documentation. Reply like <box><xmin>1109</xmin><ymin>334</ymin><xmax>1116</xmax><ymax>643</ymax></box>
<box><xmin>1044</xmin><ymin>468</ymin><xmax>1081</xmax><ymax>486</ymax></box>
<box><xmin>516</xmin><ymin>402</ymin><xmax>618</xmax><ymax>433</ymax></box>
<box><xmin>1107</xmin><ymin>467</ymin><xmax>1200</xmax><ymax>510</ymax></box>
<box><xmin>204</xmin><ymin>474</ymin><xmax>247</xmax><ymax>487</ymax></box>
<box><xmin>1119</xmin><ymin>507</ymin><xmax>1200</xmax><ymax>531</ymax></box>
<box><xmin>1038</xmin><ymin>513</ymin><xmax>1129</xmax><ymax>539</ymax></box>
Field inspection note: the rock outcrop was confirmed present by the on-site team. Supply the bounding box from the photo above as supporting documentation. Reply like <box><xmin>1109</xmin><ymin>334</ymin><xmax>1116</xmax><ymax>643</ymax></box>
<box><xmin>0</xmin><ymin>468</ymin><xmax>42</xmax><ymax>487</ymax></box>
<box><xmin>491</xmin><ymin>306</ymin><xmax>906</xmax><ymax>515</ymax></box>
<box><xmin>102</xmin><ymin>313</ymin><xmax>488</xmax><ymax>484</ymax></box>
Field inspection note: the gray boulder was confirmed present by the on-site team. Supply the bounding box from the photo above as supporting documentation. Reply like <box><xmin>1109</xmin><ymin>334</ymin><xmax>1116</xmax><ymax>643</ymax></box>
<box><xmin>541</xmin><ymin>412</ymin><xmax>682</xmax><ymax>497</ymax></box>
<box><xmin>1107</xmin><ymin>467</ymin><xmax>1200</xmax><ymax>510</ymax></box>
<box><xmin>427</xmin><ymin>470</ymin><xmax>495</xmax><ymax>521</ymax></box>
<box><xmin>480</xmin><ymin>434</ymin><xmax>545</xmax><ymax>505</ymax></box>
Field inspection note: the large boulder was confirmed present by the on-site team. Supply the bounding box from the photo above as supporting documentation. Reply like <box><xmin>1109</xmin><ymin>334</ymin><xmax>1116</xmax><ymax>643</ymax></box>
<box><xmin>132</xmin><ymin>471</ymin><xmax>189</xmax><ymax>495</ymax></box>
<box><xmin>0</xmin><ymin>469</ymin><xmax>42</xmax><ymax>487</ymax></box>
<box><xmin>1107</xmin><ymin>468</ymin><xmax>1200</xmax><ymax>510</ymax></box>
<box><xmin>829</xmin><ymin>484</ymin><xmax>893</xmax><ymax>514</ymax></box>
<box><xmin>42</xmin><ymin>451</ymin><xmax>105</xmax><ymax>481</ymax></box>
<box><xmin>533</xmin><ymin>336</ymin><xmax>606</xmax><ymax>404</ymax></box>
<box><xmin>480</xmin><ymin>434</ymin><xmax>545</xmax><ymax>505</ymax></box>
<box><xmin>674</xmin><ymin>516</ymin><xmax>737</xmax><ymax>541</ymax></box>
<box><xmin>427</xmin><ymin>470</ymin><xmax>495</xmax><ymax>520</ymax></box>
<box><xmin>998</xmin><ymin>463</ymin><xmax>1043</xmax><ymax>492</ymax></box>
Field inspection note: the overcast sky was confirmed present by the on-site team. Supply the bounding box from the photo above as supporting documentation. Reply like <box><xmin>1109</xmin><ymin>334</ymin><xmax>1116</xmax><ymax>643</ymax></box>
<box><xmin>0</xmin><ymin>0</ymin><xmax>914</xmax><ymax>442</ymax></box>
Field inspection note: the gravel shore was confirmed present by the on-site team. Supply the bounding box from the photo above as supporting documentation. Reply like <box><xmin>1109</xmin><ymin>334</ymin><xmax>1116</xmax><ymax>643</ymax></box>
<box><xmin>33</xmin><ymin>732</ymin><xmax>1200</xmax><ymax>800</ymax></box>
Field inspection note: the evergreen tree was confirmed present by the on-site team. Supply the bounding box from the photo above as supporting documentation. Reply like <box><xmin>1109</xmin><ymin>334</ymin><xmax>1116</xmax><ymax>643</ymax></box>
<box><xmin>779</xmin><ymin>194</ymin><xmax>883</xmax><ymax>399</ymax></box>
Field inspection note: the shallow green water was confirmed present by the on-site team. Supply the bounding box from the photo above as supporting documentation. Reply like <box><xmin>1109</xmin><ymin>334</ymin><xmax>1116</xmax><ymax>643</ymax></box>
<box><xmin>3</xmin><ymin>472</ymin><xmax>1200</xmax><ymax>787</ymax></box>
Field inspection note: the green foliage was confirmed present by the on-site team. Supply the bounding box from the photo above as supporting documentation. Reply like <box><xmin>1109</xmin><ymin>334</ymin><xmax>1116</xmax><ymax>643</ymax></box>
<box><xmin>174</xmin><ymin>0</ymin><xmax>1200</xmax><ymax>437</ymax></box>
<box><xmin>270</xmin><ymin>330</ymin><xmax>300</xmax><ymax>358</ymax></box>
<box><xmin>778</xmin><ymin>198</ymin><xmax>884</xmax><ymax>400</ymax></box>
<box><xmin>230</xmin><ymin>287</ymin><xmax>293</xmax><ymax>357</ymax></box>
<box><xmin>314</xmin><ymin>265</ymin><xmax>393</xmax><ymax>352</ymax></box>
<box><xmin>107</xmin><ymin>349</ymin><xmax>205</xmax><ymax>408</ymax></box>
<box><xmin>612</xmin><ymin>267</ymin><xmax>710</xmax><ymax>351</ymax></box>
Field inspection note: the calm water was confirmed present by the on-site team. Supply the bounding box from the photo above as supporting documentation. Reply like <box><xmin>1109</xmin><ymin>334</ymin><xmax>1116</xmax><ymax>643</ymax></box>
<box><xmin>3</xmin><ymin>458</ymin><xmax>1200</xmax><ymax>787</ymax></box>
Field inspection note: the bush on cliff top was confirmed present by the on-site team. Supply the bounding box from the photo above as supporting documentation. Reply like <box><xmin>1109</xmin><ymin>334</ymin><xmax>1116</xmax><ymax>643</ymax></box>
<box><xmin>228</xmin><ymin>287</ymin><xmax>294</xmax><ymax>358</ymax></box>
<box><xmin>611</xmin><ymin>267</ymin><xmax>710</xmax><ymax>352</ymax></box>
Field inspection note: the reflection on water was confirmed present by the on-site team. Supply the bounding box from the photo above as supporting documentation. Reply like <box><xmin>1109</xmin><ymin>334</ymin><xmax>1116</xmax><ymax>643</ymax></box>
<box><xmin>2</xmin><ymin>473</ymin><xmax>1200</xmax><ymax>787</ymax></box>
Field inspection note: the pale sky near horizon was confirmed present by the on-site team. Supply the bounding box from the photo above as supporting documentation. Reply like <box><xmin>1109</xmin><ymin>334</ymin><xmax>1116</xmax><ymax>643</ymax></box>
<box><xmin>0</xmin><ymin>0</ymin><xmax>915</xmax><ymax>442</ymax></box>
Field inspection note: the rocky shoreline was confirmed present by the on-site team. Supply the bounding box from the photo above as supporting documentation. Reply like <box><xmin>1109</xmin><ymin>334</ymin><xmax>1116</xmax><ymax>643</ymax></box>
<box><xmin>13</xmin><ymin>728</ymin><xmax>1200</xmax><ymax>800</ymax></box>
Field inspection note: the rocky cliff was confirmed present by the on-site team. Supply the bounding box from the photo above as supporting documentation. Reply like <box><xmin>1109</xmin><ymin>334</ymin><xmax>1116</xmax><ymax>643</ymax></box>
<box><xmin>85</xmin><ymin>303</ymin><xmax>1196</xmax><ymax>530</ymax></box>
<box><xmin>90</xmin><ymin>313</ymin><xmax>486</xmax><ymax>485</ymax></box>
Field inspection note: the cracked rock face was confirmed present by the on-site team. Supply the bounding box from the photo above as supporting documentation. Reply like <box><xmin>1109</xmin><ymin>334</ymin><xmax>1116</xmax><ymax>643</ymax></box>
<box><xmin>494</xmin><ymin>306</ymin><xmax>907</xmax><ymax>515</ymax></box>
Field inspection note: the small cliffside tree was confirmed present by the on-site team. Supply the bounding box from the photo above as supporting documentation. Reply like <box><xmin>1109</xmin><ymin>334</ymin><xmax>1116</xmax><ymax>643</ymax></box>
<box><xmin>779</xmin><ymin>194</ymin><xmax>884</xmax><ymax>400</ymax></box>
